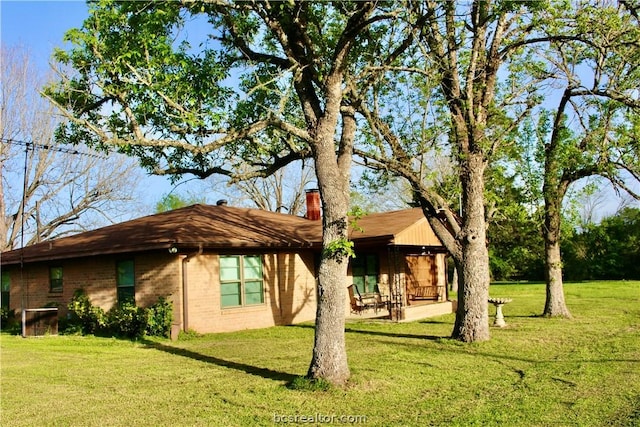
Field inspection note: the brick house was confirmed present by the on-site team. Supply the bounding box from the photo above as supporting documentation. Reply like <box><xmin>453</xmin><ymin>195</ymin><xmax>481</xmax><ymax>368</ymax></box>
<box><xmin>0</xmin><ymin>195</ymin><xmax>452</xmax><ymax>334</ymax></box>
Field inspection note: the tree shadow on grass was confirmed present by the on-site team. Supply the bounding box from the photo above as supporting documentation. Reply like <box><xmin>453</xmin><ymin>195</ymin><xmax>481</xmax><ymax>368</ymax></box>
<box><xmin>287</xmin><ymin>322</ymin><xmax>447</xmax><ymax>341</ymax></box>
<box><xmin>417</xmin><ymin>319</ymin><xmax>454</xmax><ymax>325</ymax></box>
<box><xmin>345</xmin><ymin>326</ymin><xmax>445</xmax><ymax>341</ymax></box>
<box><xmin>142</xmin><ymin>340</ymin><xmax>298</xmax><ymax>383</ymax></box>
<box><xmin>507</xmin><ymin>314</ymin><xmax>547</xmax><ymax>318</ymax></box>
<box><xmin>387</xmin><ymin>337</ymin><xmax>640</xmax><ymax>366</ymax></box>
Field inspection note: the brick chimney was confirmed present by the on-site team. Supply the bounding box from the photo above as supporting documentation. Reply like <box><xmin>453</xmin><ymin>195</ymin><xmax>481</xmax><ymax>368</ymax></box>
<box><xmin>305</xmin><ymin>189</ymin><xmax>321</xmax><ymax>220</ymax></box>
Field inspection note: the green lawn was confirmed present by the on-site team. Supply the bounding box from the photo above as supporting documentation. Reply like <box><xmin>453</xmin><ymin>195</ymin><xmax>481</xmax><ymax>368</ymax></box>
<box><xmin>2</xmin><ymin>281</ymin><xmax>639</xmax><ymax>426</ymax></box>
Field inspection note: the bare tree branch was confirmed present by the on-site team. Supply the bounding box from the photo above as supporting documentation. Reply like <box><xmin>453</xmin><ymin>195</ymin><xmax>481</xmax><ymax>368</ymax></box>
<box><xmin>1</xmin><ymin>46</ymin><xmax>145</xmax><ymax>250</ymax></box>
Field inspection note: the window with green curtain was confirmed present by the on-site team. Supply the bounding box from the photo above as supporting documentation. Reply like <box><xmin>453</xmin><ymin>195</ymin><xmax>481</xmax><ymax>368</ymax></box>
<box><xmin>1</xmin><ymin>271</ymin><xmax>9</xmax><ymax>310</ymax></box>
<box><xmin>220</xmin><ymin>255</ymin><xmax>264</xmax><ymax>308</ymax></box>
<box><xmin>351</xmin><ymin>253</ymin><xmax>379</xmax><ymax>294</ymax></box>
<box><xmin>49</xmin><ymin>266</ymin><xmax>63</xmax><ymax>293</ymax></box>
<box><xmin>116</xmin><ymin>260</ymin><xmax>135</xmax><ymax>304</ymax></box>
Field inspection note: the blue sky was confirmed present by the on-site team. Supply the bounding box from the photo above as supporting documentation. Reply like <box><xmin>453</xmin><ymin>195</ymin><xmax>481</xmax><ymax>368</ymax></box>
<box><xmin>1</xmin><ymin>1</ymin><xmax>635</xmax><ymax>221</ymax></box>
<box><xmin>1</xmin><ymin>1</ymin><xmax>197</xmax><ymax>212</ymax></box>
<box><xmin>1</xmin><ymin>1</ymin><xmax>88</xmax><ymax>69</ymax></box>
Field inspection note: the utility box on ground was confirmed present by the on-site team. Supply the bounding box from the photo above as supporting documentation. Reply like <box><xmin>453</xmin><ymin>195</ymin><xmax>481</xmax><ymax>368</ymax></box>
<box><xmin>22</xmin><ymin>308</ymin><xmax>58</xmax><ymax>337</ymax></box>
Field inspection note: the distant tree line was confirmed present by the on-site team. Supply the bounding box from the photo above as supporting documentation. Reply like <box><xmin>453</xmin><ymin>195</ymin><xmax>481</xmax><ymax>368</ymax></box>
<box><xmin>489</xmin><ymin>207</ymin><xmax>640</xmax><ymax>282</ymax></box>
<box><xmin>562</xmin><ymin>208</ymin><xmax>640</xmax><ymax>281</ymax></box>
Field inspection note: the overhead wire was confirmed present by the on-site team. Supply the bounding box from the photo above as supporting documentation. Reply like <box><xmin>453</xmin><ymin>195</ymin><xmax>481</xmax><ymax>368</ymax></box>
<box><xmin>0</xmin><ymin>137</ymin><xmax>106</xmax><ymax>159</ymax></box>
<box><xmin>1</xmin><ymin>137</ymin><xmax>106</xmax><ymax>314</ymax></box>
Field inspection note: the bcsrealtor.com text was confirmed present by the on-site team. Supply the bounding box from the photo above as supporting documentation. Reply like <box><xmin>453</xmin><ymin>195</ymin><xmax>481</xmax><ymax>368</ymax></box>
<box><xmin>273</xmin><ymin>413</ymin><xmax>368</xmax><ymax>424</ymax></box>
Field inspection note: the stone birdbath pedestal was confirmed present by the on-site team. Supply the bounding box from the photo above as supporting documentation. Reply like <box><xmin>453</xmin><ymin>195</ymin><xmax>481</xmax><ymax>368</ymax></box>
<box><xmin>488</xmin><ymin>297</ymin><xmax>513</xmax><ymax>327</ymax></box>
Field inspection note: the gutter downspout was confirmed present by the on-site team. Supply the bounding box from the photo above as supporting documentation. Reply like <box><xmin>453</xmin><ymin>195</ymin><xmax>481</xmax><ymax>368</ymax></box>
<box><xmin>181</xmin><ymin>244</ymin><xmax>203</xmax><ymax>333</ymax></box>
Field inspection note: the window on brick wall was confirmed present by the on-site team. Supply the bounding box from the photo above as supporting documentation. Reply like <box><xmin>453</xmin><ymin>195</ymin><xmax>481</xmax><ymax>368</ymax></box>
<box><xmin>220</xmin><ymin>255</ymin><xmax>264</xmax><ymax>308</ymax></box>
<box><xmin>116</xmin><ymin>260</ymin><xmax>135</xmax><ymax>304</ymax></box>
<box><xmin>352</xmin><ymin>253</ymin><xmax>379</xmax><ymax>294</ymax></box>
<box><xmin>49</xmin><ymin>266</ymin><xmax>63</xmax><ymax>293</ymax></box>
<box><xmin>1</xmin><ymin>271</ymin><xmax>9</xmax><ymax>310</ymax></box>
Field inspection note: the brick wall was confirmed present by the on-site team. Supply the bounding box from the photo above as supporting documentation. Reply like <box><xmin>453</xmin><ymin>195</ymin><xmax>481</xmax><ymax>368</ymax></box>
<box><xmin>3</xmin><ymin>250</ymin><xmax>318</xmax><ymax>334</ymax></box>
<box><xmin>133</xmin><ymin>253</ymin><xmax>181</xmax><ymax>315</ymax></box>
<box><xmin>273</xmin><ymin>252</ymin><xmax>318</xmax><ymax>325</ymax></box>
<box><xmin>3</xmin><ymin>252</ymin><xmax>181</xmax><ymax>319</ymax></box>
<box><xmin>4</xmin><ymin>247</ymin><xmax>446</xmax><ymax>333</ymax></box>
<box><xmin>185</xmin><ymin>251</ymin><xmax>318</xmax><ymax>334</ymax></box>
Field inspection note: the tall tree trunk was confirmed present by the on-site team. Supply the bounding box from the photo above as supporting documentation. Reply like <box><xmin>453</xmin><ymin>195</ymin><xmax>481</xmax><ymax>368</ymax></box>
<box><xmin>452</xmin><ymin>153</ymin><xmax>491</xmax><ymax>342</ymax></box>
<box><xmin>308</xmin><ymin>248</ymin><xmax>350</xmax><ymax>385</ymax></box>
<box><xmin>307</xmin><ymin>176</ymin><xmax>351</xmax><ymax>385</ymax></box>
<box><xmin>542</xmin><ymin>88</ymin><xmax>572</xmax><ymax>319</ymax></box>
<box><xmin>450</xmin><ymin>267</ymin><xmax>459</xmax><ymax>292</ymax></box>
<box><xmin>307</xmin><ymin>192</ymin><xmax>351</xmax><ymax>385</ymax></box>
<box><xmin>306</xmin><ymin>92</ymin><xmax>354</xmax><ymax>386</ymax></box>
<box><xmin>542</xmin><ymin>186</ymin><xmax>572</xmax><ymax>317</ymax></box>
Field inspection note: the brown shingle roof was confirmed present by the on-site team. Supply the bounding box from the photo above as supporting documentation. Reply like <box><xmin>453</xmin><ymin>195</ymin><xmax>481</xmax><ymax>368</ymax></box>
<box><xmin>0</xmin><ymin>205</ymin><xmax>437</xmax><ymax>265</ymax></box>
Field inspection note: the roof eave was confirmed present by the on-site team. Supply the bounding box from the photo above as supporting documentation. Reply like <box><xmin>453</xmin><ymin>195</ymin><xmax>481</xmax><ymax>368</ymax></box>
<box><xmin>1</xmin><ymin>240</ymin><xmax>322</xmax><ymax>266</ymax></box>
<box><xmin>1</xmin><ymin>242</ymin><xmax>176</xmax><ymax>266</ymax></box>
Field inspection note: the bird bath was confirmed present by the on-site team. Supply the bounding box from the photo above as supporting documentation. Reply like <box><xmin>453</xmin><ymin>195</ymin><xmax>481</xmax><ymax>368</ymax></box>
<box><xmin>488</xmin><ymin>297</ymin><xmax>513</xmax><ymax>327</ymax></box>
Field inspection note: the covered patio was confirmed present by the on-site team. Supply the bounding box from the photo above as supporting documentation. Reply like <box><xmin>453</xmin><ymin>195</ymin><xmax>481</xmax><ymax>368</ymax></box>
<box><xmin>348</xmin><ymin>245</ymin><xmax>453</xmax><ymax>322</ymax></box>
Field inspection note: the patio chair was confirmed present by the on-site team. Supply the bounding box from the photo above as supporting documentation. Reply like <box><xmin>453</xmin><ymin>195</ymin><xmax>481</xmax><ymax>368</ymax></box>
<box><xmin>372</xmin><ymin>290</ymin><xmax>389</xmax><ymax>313</ymax></box>
<box><xmin>347</xmin><ymin>285</ymin><xmax>365</xmax><ymax>314</ymax></box>
<box><xmin>353</xmin><ymin>284</ymin><xmax>388</xmax><ymax>313</ymax></box>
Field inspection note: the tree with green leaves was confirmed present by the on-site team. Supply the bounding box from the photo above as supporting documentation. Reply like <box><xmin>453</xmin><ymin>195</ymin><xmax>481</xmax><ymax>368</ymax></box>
<box><xmin>354</xmin><ymin>1</ymin><xmax>553</xmax><ymax>342</ymax></box>
<box><xmin>485</xmin><ymin>166</ymin><xmax>545</xmax><ymax>281</ymax></box>
<box><xmin>528</xmin><ymin>2</ymin><xmax>640</xmax><ymax>316</ymax></box>
<box><xmin>155</xmin><ymin>193</ymin><xmax>206</xmax><ymax>213</ymax></box>
<box><xmin>563</xmin><ymin>207</ymin><xmax>640</xmax><ymax>280</ymax></box>
<box><xmin>44</xmin><ymin>0</ymin><xmax>406</xmax><ymax>386</ymax></box>
<box><xmin>353</xmin><ymin>0</ymin><xmax>639</xmax><ymax>328</ymax></box>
